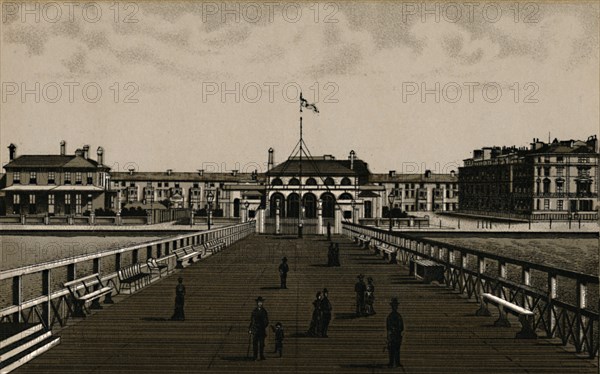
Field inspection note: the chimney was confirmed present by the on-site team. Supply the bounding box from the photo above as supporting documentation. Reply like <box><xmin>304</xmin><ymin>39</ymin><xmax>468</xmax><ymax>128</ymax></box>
<box><xmin>60</xmin><ymin>140</ymin><xmax>66</xmax><ymax>155</ymax></box>
<box><xmin>450</xmin><ymin>170</ymin><xmax>456</xmax><ymax>177</ymax></box>
<box><xmin>425</xmin><ymin>170</ymin><xmax>432</xmax><ymax>178</ymax></box>
<box><xmin>8</xmin><ymin>143</ymin><xmax>16</xmax><ymax>161</ymax></box>
<box><xmin>388</xmin><ymin>170</ymin><xmax>396</xmax><ymax>177</ymax></box>
<box><xmin>268</xmin><ymin>148</ymin><xmax>274</xmax><ymax>171</ymax></box>
<box><xmin>349</xmin><ymin>150</ymin><xmax>356</xmax><ymax>170</ymax></box>
<box><xmin>231</xmin><ymin>170</ymin><xmax>238</xmax><ymax>177</ymax></box>
<box><xmin>96</xmin><ymin>146</ymin><xmax>104</xmax><ymax>166</ymax></box>
<box><xmin>586</xmin><ymin>135</ymin><xmax>598</xmax><ymax>152</ymax></box>
<box><xmin>166</xmin><ymin>169</ymin><xmax>172</xmax><ymax>176</ymax></box>
<box><xmin>198</xmin><ymin>169</ymin><xmax>204</xmax><ymax>176</ymax></box>
<box><xmin>83</xmin><ymin>145</ymin><xmax>90</xmax><ymax>159</ymax></box>
<box><xmin>75</xmin><ymin>148</ymin><xmax>84</xmax><ymax>157</ymax></box>
<box><xmin>128</xmin><ymin>168</ymin><xmax>135</xmax><ymax>175</ymax></box>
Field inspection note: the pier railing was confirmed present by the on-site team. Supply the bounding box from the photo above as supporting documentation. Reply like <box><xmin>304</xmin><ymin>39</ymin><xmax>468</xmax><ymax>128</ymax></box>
<box><xmin>342</xmin><ymin>222</ymin><xmax>599</xmax><ymax>358</ymax></box>
<box><xmin>0</xmin><ymin>221</ymin><xmax>255</xmax><ymax>330</ymax></box>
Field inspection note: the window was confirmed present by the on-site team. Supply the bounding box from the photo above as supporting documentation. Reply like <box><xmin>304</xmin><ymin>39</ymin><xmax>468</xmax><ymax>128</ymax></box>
<box><xmin>13</xmin><ymin>194</ymin><xmax>21</xmax><ymax>214</ymax></box>
<box><xmin>324</xmin><ymin>177</ymin><xmax>335</xmax><ymax>186</ymax></box>
<box><xmin>175</xmin><ymin>183</ymin><xmax>180</xmax><ymax>188</ymax></box>
<box><xmin>556</xmin><ymin>182</ymin><xmax>564</xmax><ymax>194</ymax></box>
<box><xmin>544</xmin><ymin>199</ymin><xmax>550</xmax><ymax>210</ymax></box>
<box><xmin>578</xmin><ymin>157</ymin><xmax>589</xmax><ymax>163</ymax></box>
<box><xmin>29</xmin><ymin>194</ymin><xmax>36</xmax><ymax>214</ymax></box>
<box><xmin>557</xmin><ymin>156</ymin><xmax>564</xmax><ymax>163</ymax></box>
<box><xmin>193</xmin><ymin>183</ymin><xmax>199</xmax><ymax>188</ymax></box>
<box><xmin>75</xmin><ymin>172</ymin><xmax>82</xmax><ymax>184</ymax></box>
<box><xmin>556</xmin><ymin>167</ymin><xmax>564</xmax><ymax>177</ymax></box>
<box><xmin>557</xmin><ymin>200</ymin><xmax>563</xmax><ymax>211</ymax></box>
<box><xmin>29</xmin><ymin>171</ymin><xmax>37</xmax><ymax>184</ymax></box>
<box><xmin>87</xmin><ymin>172</ymin><xmax>93</xmax><ymax>184</ymax></box>
<box><xmin>543</xmin><ymin>167</ymin><xmax>550</xmax><ymax>177</ymax></box>
<box><xmin>305</xmin><ymin>178</ymin><xmax>317</xmax><ymax>186</ymax></box>
<box><xmin>87</xmin><ymin>194</ymin><xmax>92</xmax><ymax>213</ymax></box>
<box><xmin>158</xmin><ymin>182</ymin><xmax>163</xmax><ymax>187</ymax></box>
<box><xmin>13</xmin><ymin>171</ymin><xmax>20</xmax><ymax>184</ymax></box>
<box><xmin>75</xmin><ymin>194</ymin><xmax>82</xmax><ymax>214</ymax></box>
<box><xmin>65</xmin><ymin>194</ymin><xmax>71</xmax><ymax>215</ymax></box>
<box><xmin>48</xmin><ymin>171</ymin><xmax>55</xmax><ymax>184</ymax></box>
<box><xmin>165</xmin><ymin>182</ymin><xmax>170</xmax><ymax>187</ymax></box>
<box><xmin>64</xmin><ymin>172</ymin><xmax>71</xmax><ymax>184</ymax></box>
<box><xmin>121</xmin><ymin>181</ymin><xmax>126</xmax><ymax>187</ymax></box>
<box><xmin>340</xmin><ymin>177</ymin><xmax>352</xmax><ymax>186</ymax></box>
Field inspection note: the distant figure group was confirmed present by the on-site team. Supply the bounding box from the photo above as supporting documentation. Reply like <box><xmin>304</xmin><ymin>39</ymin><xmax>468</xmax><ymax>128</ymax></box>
<box><xmin>307</xmin><ymin>288</ymin><xmax>333</xmax><ymax>337</ymax></box>
<box><xmin>354</xmin><ymin>274</ymin><xmax>376</xmax><ymax>316</ymax></box>
<box><xmin>327</xmin><ymin>243</ymin><xmax>340</xmax><ymax>267</ymax></box>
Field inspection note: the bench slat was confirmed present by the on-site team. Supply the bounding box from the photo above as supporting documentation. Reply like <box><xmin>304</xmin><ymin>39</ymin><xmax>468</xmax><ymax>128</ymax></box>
<box><xmin>64</xmin><ymin>273</ymin><xmax>101</xmax><ymax>288</ymax></box>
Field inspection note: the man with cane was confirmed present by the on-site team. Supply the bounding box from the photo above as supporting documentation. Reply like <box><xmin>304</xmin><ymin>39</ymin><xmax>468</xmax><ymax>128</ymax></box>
<box><xmin>248</xmin><ymin>296</ymin><xmax>269</xmax><ymax>361</ymax></box>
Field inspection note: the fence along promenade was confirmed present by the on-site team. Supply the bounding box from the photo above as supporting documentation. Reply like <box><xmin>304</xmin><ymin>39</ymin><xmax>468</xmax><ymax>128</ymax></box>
<box><xmin>0</xmin><ymin>221</ymin><xmax>255</xmax><ymax>330</ymax></box>
<box><xmin>342</xmin><ymin>222</ymin><xmax>599</xmax><ymax>359</ymax></box>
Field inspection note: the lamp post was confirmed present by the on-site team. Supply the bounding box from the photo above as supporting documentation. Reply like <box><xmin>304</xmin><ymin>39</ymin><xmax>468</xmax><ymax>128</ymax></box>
<box><xmin>207</xmin><ymin>191</ymin><xmax>214</xmax><ymax>230</ymax></box>
<box><xmin>244</xmin><ymin>201</ymin><xmax>250</xmax><ymax>222</ymax></box>
<box><xmin>351</xmin><ymin>199</ymin><xmax>356</xmax><ymax>224</ymax></box>
<box><xmin>388</xmin><ymin>191</ymin><xmax>395</xmax><ymax>232</ymax></box>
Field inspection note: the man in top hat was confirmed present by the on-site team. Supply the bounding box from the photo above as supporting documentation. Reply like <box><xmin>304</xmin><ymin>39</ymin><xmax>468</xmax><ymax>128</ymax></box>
<box><xmin>320</xmin><ymin>288</ymin><xmax>333</xmax><ymax>337</ymax></box>
<box><xmin>279</xmin><ymin>257</ymin><xmax>289</xmax><ymax>289</ymax></box>
<box><xmin>386</xmin><ymin>298</ymin><xmax>404</xmax><ymax>368</ymax></box>
<box><xmin>354</xmin><ymin>274</ymin><xmax>367</xmax><ymax>316</ymax></box>
<box><xmin>249</xmin><ymin>296</ymin><xmax>269</xmax><ymax>361</ymax></box>
<box><xmin>170</xmin><ymin>277</ymin><xmax>186</xmax><ymax>321</ymax></box>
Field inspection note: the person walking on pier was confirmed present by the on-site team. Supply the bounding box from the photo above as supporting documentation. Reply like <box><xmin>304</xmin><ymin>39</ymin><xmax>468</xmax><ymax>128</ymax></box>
<box><xmin>170</xmin><ymin>277</ymin><xmax>186</xmax><ymax>321</ymax></box>
<box><xmin>271</xmin><ymin>322</ymin><xmax>284</xmax><ymax>357</ymax></box>
<box><xmin>333</xmin><ymin>243</ymin><xmax>341</xmax><ymax>267</ymax></box>
<box><xmin>279</xmin><ymin>257</ymin><xmax>289</xmax><ymax>289</ymax></box>
<box><xmin>249</xmin><ymin>296</ymin><xmax>269</xmax><ymax>361</ymax></box>
<box><xmin>308</xmin><ymin>291</ymin><xmax>323</xmax><ymax>336</ymax></box>
<box><xmin>354</xmin><ymin>274</ymin><xmax>367</xmax><ymax>316</ymax></box>
<box><xmin>327</xmin><ymin>243</ymin><xmax>335</xmax><ymax>266</ymax></box>
<box><xmin>365</xmin><ymin>277</ymin><xmax>376</xmax><ymax>316</ymax></box>
<box><xmin>386</xmin><ymin>298</ymin><xmax>404</xmax><ymax>368</ymax></box>
<box><xmin>320</xmin><ymin>288</ymin><xmax>332</xmax><ymax>337</ymax></box>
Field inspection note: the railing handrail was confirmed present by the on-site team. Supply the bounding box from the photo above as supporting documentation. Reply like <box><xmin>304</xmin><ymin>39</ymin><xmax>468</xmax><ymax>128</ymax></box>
<box><xmin>0</xmin><ymin>221</ymin><xmax>254</xmax><ymax>280</ymax></box>
<box><xmin>343</xmin><ymin>222</ymin><xmax>599</xmax><ymax>284</ymax></box>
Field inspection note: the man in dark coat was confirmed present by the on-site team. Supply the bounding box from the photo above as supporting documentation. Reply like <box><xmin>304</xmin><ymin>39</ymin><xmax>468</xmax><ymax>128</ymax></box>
<box><xmin>308</xmin><ymin>291</ymin><xmax>322</xmax><ymax>337</ymax></box>
<box><xmin>320</xmin><ymin>288</ymin><xmax>332</xmax><ymax>337</ymax></box>
<box><xmin>278</xmin><ymin>257</ymin><xmax>289</xmax><ymax>289</ymax></box>
<box><xmin>365</xmin><ymin>277</ymin><xmax>375</xmax><ymax>316</ymax></box>
<box><xmin>326</xmin><ymin>221</ymin><xmax>332</xmax><ymax>241</ymax></box>
<box><xmin>249</xmin><ymin>296</ymin><xmax>269</xmax><ymax>361</ymax></box>
<box><xmin>170</xmin><ymin>277</ymin><xmax>186</xmax><ymax>321</ymax></box>
<box><xmin>386</xmin><ymin>298</ymin><xmax>404</xmax><ymax>368</ymax></box>
<box><xmin>354</xmin><ymin>274</ymin><xmax>367</xmax><ymax>316</ymax></box>
<box><xmin>333</xmin><ymin>243</ymin><xmax>341</xmax><ymax>266</ymax></box>
<box><xmin>327</xmin><ymin>243</ymin><xmax>334</xmax><ymax>266</ymax></box>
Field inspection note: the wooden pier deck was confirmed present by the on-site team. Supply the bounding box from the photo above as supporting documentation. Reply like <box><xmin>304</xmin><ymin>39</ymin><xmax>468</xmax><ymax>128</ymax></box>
<box><xmin>15</xmin><ymin>234</ymin><xmax>598</xmax><ymax>373</ymax></box>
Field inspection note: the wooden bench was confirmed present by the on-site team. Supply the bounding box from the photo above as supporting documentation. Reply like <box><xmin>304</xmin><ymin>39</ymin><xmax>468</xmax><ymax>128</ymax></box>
<box><xmin>63</xmin><ymin>273</ymin><xmax>113</xmax><ymax>318</ymax></box>
<box><xmin>118</xmin><ymin>263</ymin><xmax>151</xmax><ymax>293</ymax></box>
<box><xmin>409</xmin><ymin>258</ymin><xmax>445</xmax><ymax>284</ymax></box>
<box><xmin>203</xmin><ymin>240</ymin><xmax>226</xmax><ymax>254</ymax></box>
<box><xmin>147</xmin><ymin>257</ymin><xmax>169</xmax><ymax>278</ymax></box>
<box><xmin>356</xmin><ymin>234</ymin><xmax>371</xmax><ymax>249</ymax></box>
<box><xmin>476</xmin><ymin>293</ymin><xmax>537</xmax><ymax>339</ymax></box>
<box><xmin>374</xmin><ymin>241</ymin><xmax>398</xmax><ymax>263</ymax></box>
<box><xmin>174</xmin><ymin>247</ymin><xmax>199</xmax><ymax>268</ymax></box>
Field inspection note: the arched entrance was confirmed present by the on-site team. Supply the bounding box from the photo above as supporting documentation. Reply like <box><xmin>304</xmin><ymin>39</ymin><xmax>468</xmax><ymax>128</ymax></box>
<box><xmin>269</xmin><ymin>193</ymin><xmax>285</xmax><ymax>218</ymax></box>
<box><xmin>321</xmin><ymin>192</ymin><xmax>336</xmax><ymax>218</ymax></box>
<box><xmin>287</xmin><ymin>193</ymin><xmax>300</xmax><ymax>218</ymax></box>
<box><xmin>303</xmin><ymin>193</ymin><xmax>317</xmax><ymax>218</ymax></box>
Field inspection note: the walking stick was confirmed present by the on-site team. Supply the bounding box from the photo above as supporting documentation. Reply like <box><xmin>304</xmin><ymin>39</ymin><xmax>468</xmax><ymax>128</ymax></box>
<box><xmin>246</xmin><ymin>332</ymin><xmax>253</xmax><ymax>358</ymax></box>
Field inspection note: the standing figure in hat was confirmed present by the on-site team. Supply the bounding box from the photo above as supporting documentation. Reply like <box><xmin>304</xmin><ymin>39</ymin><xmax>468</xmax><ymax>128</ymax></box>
<box><xmin>327</xmin><ymin>242</ymin><xmax>334</xmax><ymax>267</ymax></box>
<box><xmin>249</xmin><ymin>296</ymin><xmax>269</xmax><ymax>361</ymax></box>
<box><xmin>308</xmin><ymin>291</ymin><xmax>323</xmax><ymax>336</ymax></box>
<box><xmin>278</xmin><ymin>257</ymin><xmax>289</xmax><ymax>289</ymax></box>
<box><xmin>333</xmin><ymin>243</ymin><xmax>341</xmax><ymax>267</ymax></box>
<box><xmin>365</xmin><ymin>277</ymin><xmax>376</xmax><ymax>316</ymax></box>
<box><xmin>320</xmin><ymin>288</ymin><xmax>333</xmax><ymax>337</ymax></box>
<box><xmin>170</xmin><ymin>277</ymin><xmax>186</xmax><ymax>321</ymax></box>
<box><xmin>354</xmin><ymin>274</ymin><xmax>367</xmax><ymax>316</ymax></box>
<box><xmin>386</xmin><ymin>298</ymin><xmax>404</xmax><ymax>368</ymax></box>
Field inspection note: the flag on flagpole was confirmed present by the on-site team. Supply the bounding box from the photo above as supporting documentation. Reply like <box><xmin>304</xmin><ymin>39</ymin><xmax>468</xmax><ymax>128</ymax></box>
<box><xmin>299</xmin><ymin>92</ymin><xmax>319</xmax><ymax>113</ymax></box>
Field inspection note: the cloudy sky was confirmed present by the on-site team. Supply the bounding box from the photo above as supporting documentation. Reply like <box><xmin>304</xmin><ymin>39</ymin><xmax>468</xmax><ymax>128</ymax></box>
<box><xmin>1</xmin><ymin>1</ymin><xmax>598</xmax><ymax>174</ymax></box>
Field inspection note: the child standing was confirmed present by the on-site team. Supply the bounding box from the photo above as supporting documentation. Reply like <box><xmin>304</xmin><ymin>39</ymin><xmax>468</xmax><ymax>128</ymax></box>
<box><xmin>272</xmin><ymin>322</ymin><xmax>284</xmax><ymax>357</ymax></box>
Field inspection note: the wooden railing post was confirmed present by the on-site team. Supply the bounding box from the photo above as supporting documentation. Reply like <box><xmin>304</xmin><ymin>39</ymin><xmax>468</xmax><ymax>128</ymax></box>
<box><xmin>12</xmin><ymin>275</ymin><xmax>22</xmax><ymax>322</ymax></box>
<box><xmin>576</xmin><ymin>280</ymin><xmax>588</xmax><ymax>353</ymax></box>
<box><xmin>477</xmin><ymin>256</ymin><xmax>485</xmax><ymax>298</ymax></box>
<box><xmin>521</xmin><ymin>267</ymin><xmax>531</xmax><ymax>308</ymax></box>
<box><xmin>547</xmin><ymin>273</ymin><xmax>557</xmax><ymax>337</ymax></box>
<box><xmin>42</xmin><ymin>269</ymin><xmax>51</xmax><ymax>327</ymax></box>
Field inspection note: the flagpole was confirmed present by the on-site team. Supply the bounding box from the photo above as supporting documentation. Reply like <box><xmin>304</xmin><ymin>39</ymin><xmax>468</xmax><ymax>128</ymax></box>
<box><xmin>298</xmin><ymin>113</ymin><xmax>303</xmax><ymax>238</ymax></box>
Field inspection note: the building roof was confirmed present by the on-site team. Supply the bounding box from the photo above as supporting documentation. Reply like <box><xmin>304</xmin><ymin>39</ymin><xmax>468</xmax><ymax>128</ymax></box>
<box><xmin>111</xmin><ymin>171</ymin><xmax>262</xmax><ymax>183</ymax></box>
<box><xmin>369</xmin><ymin>173</ymin><xmax>458</xmax><ymax>183</ymax></box>
<box><xmin>3</xmin><ymin>155</ymin><xmax>106</xmax><ymax>170</ymax></box>
<box><xmin>266</xmin><ymin>158</ymin><xmax>371</xmax><ymax>177</ymax></box>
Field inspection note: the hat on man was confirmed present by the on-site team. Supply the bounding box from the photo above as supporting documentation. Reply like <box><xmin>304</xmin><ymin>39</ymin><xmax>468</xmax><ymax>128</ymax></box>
<box><xmin>357</xmin><ymin>274</ymin><xmax>364</xmax><ymax>279</ymax></box>
<box><xmin>282</xmin><ymin>257</ymin><xmax>288</xmax><ymax>262</ymax></box>
<box><xmin>390</xmin><ymin>297</ymin><xmax>399</xmax><ymax>307</ymax></box>
<box><xmin>323</xmin><ymin>288</ymin><xmax>329</xmax><ymax>293</ymax></box>
<box><xmin>255</xmin><ymin>296</ymin><xmax>265</xmax><ymax>302</ymax></box>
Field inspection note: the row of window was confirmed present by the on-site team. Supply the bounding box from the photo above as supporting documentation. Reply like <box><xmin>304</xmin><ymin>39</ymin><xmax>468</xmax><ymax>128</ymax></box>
<box><xmin>12</xmin><ymin>193</ymin><xmax>90</xmax><ymax>214</ymax></box>
<box><xmin>12</xmin><ymin>171</ymin><xmax>94</xmax><ymax>185</ymax></box>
